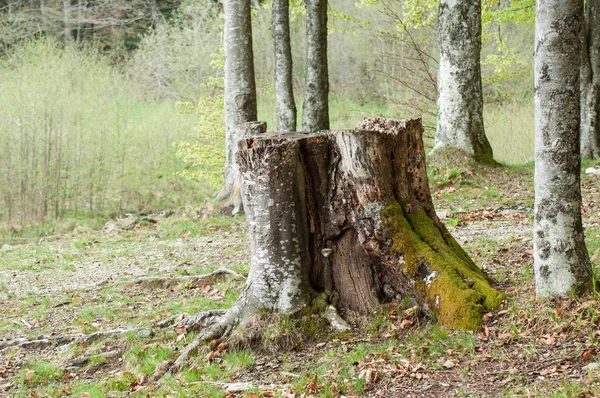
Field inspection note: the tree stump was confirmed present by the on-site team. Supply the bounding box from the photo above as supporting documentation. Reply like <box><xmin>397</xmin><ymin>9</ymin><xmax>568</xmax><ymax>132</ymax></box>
<box><xmin>150</xmin><ymin>118</ymin><xmax>505</xmax><ymax>380</ymax></box>
<box><xmin>235</xmin><ymin>118</ymin><xmax>504</xmax><ymax>330</ymax></box>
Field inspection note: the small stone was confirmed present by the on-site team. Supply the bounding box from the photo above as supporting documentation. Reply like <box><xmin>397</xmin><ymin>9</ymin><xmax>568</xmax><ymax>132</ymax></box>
<box><xmin>583</xmin><ymin>362</ymin><xmax>600</xmax><ymax>372</ymax></box>
<box><xmin>585</xmin><ymin>166</ymin><xmax>600</xmax><ymax>175</ymax></box>
<box><xmin>226</xmin><ymin>382</ymin><xmax>253</xmax><ymax>393</ymax></box>
<box><xmin>0</xmin><ymin>244</ymin><xmax>13</xmax><ymax>253</ymax></box>
<box><xmin>443</xmin><ymin>360</ymin><xmax>455</xmax><ymax>369</ymax></box>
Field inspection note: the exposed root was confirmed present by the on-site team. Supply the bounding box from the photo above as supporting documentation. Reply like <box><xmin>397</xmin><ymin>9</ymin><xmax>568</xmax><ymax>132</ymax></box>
<box><xmin>173</xmin><ymin>310</ymin><xmax>227</xmax><ymax>332</ymax></box>
<box><xmin>148</xmin><ymin>305</ymin><xmax>244</xmax><ymax>383</ymax></box>
<box><xmin>323</xmin><ymin>305</ymin><xmax>351</xmax><ymax>332</ymax></box>
<box><xmin>124</xmin><ymin>267</ymin><xmax>243</xmax><ymax>289</ymax></box>
<box><xmin>154</xmin><ymin>314</ymin><xmax>182</xmax><ymax>329</ymax></box>
<box><xmin>60</xmin><ymin>349</ymin><xmax>123</xmax><ymax>370</ymax></box>
<box><xmin>0</xmin><ymin>328</ymin><xmax>152</xmax><ymax>353</ymax></box>
<box><xmin>214</xmin><ymin>182</ymin><xmax>234</xmax><ymax>203</ymax></box>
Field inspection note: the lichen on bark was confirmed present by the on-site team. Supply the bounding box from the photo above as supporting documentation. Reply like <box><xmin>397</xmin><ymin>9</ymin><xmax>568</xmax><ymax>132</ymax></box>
<box><xmin>382</xmin><ymin>202</ymin><xmax>504</xmax><ymax>330</ymax></box>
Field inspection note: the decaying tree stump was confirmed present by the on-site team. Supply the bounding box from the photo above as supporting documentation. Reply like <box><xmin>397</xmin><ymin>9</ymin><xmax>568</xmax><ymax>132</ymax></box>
<box><xmin>235</xmin><ymin>117</ymin><xmax>504</xmax><ymax>329</ymax></box>
<box><xmin>151</xmin><ymin>118</ymin><xmax>504</xmax><ymax>380</ymax></box>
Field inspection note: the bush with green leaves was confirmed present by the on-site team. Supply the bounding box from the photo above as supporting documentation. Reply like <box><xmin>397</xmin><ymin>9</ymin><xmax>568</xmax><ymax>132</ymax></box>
<box><xmin>0</xmin><ymin>38</ymin><xmax>199</xmax><ymax>229</ymax></box>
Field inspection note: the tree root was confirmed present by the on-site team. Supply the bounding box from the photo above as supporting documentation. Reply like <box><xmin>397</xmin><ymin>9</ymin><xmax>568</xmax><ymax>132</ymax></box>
<box><xmin>60</xmin><ymin>349</ymin><xmax>123</xmax><ymax>370</ymax></box>
<box><xmin>0</xmin><ymin>328</ymin><xmax>152</xmax><ymax>353</ymax></box>
<box><xmin>323</xmin><ymin>305</ymin><xmax>351</xmax><ymax>332</ymax></box>
<box><xmin>173</xmin><ymin>310</ymin><xmax>227</xmax><ymax>332</ymax></box>
<box><xmin>123</xmin><ymin>267</ymin><xmax>243</xmax><ymax>289</ymax></box>
<box><xmin>148</xmin><ymin>303</ymin><xmax>245</xmax><ymax>383</ymax></box>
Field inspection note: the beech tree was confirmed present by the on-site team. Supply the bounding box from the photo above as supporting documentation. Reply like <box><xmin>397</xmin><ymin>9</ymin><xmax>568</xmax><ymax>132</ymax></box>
<box><xmin>302</xmin><ymin>0</ymin><xmax>329</xmax><ymax>132</ymax></box>
<box><xmin>151</xmin><ymin>118</ymin><xmax>504</xmax><ymax>379</ymax></box>
<box><xmin>580</xmin><ymin>0</ymin><xmax>600</xmax><ymax>159</ymax></box>
<box><xmin>215</xmin><ymin>0</ymin><xmax>258</xmax><ymax>214</ymax></box>
<box><xmin>432</xmin><ymin>0</ymin><xmax>494</xmax><ymax>164</ymax></box>
<box><xmin>273</xmin><ymin>0</ymin><xmax>296</xmax><ymax>131</ymax></box>
<box><xmin>534</xmin><ymin>0</ymin><xmax>593</xmax><ymax>296</ymax></box>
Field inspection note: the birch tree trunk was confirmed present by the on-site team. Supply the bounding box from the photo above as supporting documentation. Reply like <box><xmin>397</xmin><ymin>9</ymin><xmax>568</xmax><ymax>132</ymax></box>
<box><xmin>534</xmin><ymin>0</ymin><xmax>593</xmax><ymax>297</ymax></box>
<box><xmin>302</xmin><ymin>0</ymin><xmax>329</xmax><ymax>132</ymax></box>
<box><xmin>217</xmin><ymin>0</ymin><xmax>258</xmax><ymax>213</ymax></box>
<box><xmin>273</xmin><ymin>0</ymin><xmax>297</xmax><ymax>132</ymax></box>
<box><xmin>433</xmin><ymin>0</ymin><xmax>494</xmax><ymax>165</ymax></box>
<box><xmin>580</xmin><ymin>0</ymin><xmax>600</xmax><ymax>159</ymax></box>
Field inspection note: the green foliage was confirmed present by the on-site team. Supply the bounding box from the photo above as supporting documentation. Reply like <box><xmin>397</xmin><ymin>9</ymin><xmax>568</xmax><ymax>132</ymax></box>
<box><xmin>175</xmin><ymin>52</ymin><xmax>225</xmax><ymax>190</ymax></box>
<box><xmin>0</xmin><ymin>38</ymin><xmax>200</xmax><ymax>229</ymax></box>
<box><xmin>398</xmin><ymin>0</ymin><xmax>533</xmax><ymax>96</ymax></box>
<box><xmin>128</xmin><ymin>0</ymin><xmax>223</xmax><ymax>101</ymax></box>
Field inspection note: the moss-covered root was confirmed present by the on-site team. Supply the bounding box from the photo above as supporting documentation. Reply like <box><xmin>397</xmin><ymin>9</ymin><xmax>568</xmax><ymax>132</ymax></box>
<box><xmin>382</xmin><ymin>202</ymin><xmax>505</xmax><ymax>330</ymax></box>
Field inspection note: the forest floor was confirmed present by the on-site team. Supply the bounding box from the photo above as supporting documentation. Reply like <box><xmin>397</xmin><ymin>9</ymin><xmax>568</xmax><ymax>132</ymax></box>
<box><xmin>2</xmin><ymin>163</ymin><xmax>600</xmax><ymax>397</ymax></box>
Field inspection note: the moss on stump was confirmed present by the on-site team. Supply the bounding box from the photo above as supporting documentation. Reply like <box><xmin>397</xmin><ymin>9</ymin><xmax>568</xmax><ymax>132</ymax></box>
<box><xmin>382</xmin><ymin>201</ymin><xmax>505</xmax><ymax>330</ymax></box>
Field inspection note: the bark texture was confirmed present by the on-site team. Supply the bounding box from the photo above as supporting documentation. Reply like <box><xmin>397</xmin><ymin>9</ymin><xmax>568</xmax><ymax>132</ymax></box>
<box><xmin>273</xmin><ymin>0</ymin><xmax>297</xmax><ymax>132</ymax></box>
<box><xmin>219</xmin><ymin>0</ymin><xmax>258</xmax><ymax>207</ymax></box>
<box><xmin>433</xmin><ymin>0</ymin><xmax>494</xmax><ymax>165</ymax></box>
<box><xmin>580</xmin><ymin>0</ymin><xmax>600</xmax><ymax>159</ymax></box>
<box><xmin>534</xmin><ymin>0</ymin><xmax>593</xmax><ymax>297</ymax></box>
<box><xmin>233</xmin><ymin>118</ymin><xmax>503</xmax><ymax>330</ymax></box>
<box><xmin>302</xmin><ymin>0</ymin><xmax>329</xmax><ymax>132</ymax></box>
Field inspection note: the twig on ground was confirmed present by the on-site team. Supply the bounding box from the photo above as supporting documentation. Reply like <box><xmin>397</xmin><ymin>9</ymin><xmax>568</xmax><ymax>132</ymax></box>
<box><xmin>60</xmin><ymin>349</ymin><xmax>123</xmax><ymax>369</ymax></box>
<box><xmin>0</xmin><ymin>328</ymin><xmax>152</xmax><ymax>353</ymax></box>
<box><xmin>123</xmin><ymin>267</ymin><xmax>243</xmax><ymax>289</ymax></box>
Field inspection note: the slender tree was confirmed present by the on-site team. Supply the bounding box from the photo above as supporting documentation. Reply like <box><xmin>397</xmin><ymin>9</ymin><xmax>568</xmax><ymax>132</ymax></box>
<box><xmin>302</xmin><ymin>0</ymin><xmax>329</xmax><ymax>132</ymax></box>
<box><xmin>432</xmin><ymin>0</ymin><xmax>494</xmax><ymax>164</ymax></box>
<box><xmin>534</xmin><ymin>0</ymin><xmax>593</xmax><ymax>297</ymax></box>
<box><xmin>273</xmin><ymin>0</ymin><xmax>296</xmax><ymax>132</ymax></box>
<box><xmin>580</xmin><ymin>0</ymin><xmax>600</xmax><ymax>159</ymax></box>
<box><xmin>216</xmin><ymin>0</ymin><xmax>258</xmax><ymax>214</ymax></box>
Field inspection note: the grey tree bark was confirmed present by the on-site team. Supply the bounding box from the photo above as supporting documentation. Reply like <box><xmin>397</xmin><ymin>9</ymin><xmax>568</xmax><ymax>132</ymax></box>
<box><xmin>216</xmin><ymin>0</ymin><xmax>258</xmax><ymax>213</ymax></box>
<box><xmin>580</xmin><ymin>0</ymin><xmax>600</xmax><ymax>159</ymax></box>
<box><xmin>273</xmin><ymin>0</ymin><xmax>297</xmax><ymax>132</ymax></box>
<box><xmin>63</xmin><ymin>0</ymin><xmax>72</xmax><ymax>45</ymax></box>
<box><xmin>534</xmin><ymin>0</ymin><xmax>593</xmax><ymax>297</ymax></box>
<box><xmin>302</xmin><ymin>0</ymin><xmax>329</xmax><ymax>132</ymax></box>
<box><xmin>432</xmin><ymin>0</ymin><xmax>494</xmax><ymax>165</ymax></box>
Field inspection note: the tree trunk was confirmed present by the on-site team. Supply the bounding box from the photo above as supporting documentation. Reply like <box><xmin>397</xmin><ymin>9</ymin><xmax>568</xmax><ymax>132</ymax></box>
<box><xmin>302</xmin><ymin>0</ymin><xmax>329</xmax><ymax>132</ymax></box>
<box><xmin>230</xmin><ymin>118</ymin><xmax>503</xmax><ymax>330</ymax></box>
<box><xmin>433</xmin><ymin>0</ymin><xmax>494</xmax><ymax>165</ymax></box>
<box><xmin>63</xmin><ymin>0</ymin><xmax>72</xmax><ymax>45</ymax></box>
<box><xmin>273</xmin><ymin>0</ymin><xmax>297</xmax><ymax>132</ymax></box>
<box><xmin>580</xmin><ymin>0</ymin><xmax>600</xmax><ymax>159</ymax></box>
<box><xmin>534</xmin><ymin>0</ymin><xmax>593</xmax><ymax>297</ymax></box>
<box><xmin>217</xmin><ymin>0</ymin><xmax>258</xmax><ymax>213</ymax></box>
<box><xmin>40</xmin><ymin>0</ymin><xmax>49</xmax><ymax>36</ymax></box>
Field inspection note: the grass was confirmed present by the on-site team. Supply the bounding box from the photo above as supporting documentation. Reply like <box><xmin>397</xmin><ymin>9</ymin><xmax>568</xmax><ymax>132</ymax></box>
<box><xmin>3</xmin><ymin>201</ymin><xmax>600</xmax><ymax>397</ymax></box>
<box><xmin>485</xmin><ymin>99</ymin><xmax>535</xmax><ymax>165</ymax></box>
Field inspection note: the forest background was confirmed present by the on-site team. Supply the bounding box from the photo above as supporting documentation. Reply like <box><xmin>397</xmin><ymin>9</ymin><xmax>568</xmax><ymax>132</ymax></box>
<box><xmin>0</xmin><ymin>0</ymin><xmax>534</xmax><ymax>234</ymax></box>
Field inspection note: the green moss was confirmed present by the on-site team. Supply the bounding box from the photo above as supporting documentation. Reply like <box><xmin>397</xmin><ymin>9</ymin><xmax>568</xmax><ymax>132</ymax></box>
<box><xmin>381</xmin><ymin>201</ymin><xmax>505</xmax><ymax>330</ymax></box>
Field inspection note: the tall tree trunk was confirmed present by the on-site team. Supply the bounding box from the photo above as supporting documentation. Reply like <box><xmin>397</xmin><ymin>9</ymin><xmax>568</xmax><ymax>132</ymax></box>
<box><xmin>580</xmin><ymin>0</ymin><xmax>600</xmax><ymax>159</ymax></box>
<box><xmin>273</xmin><ymin>0</ymin><xmax>296</xmax><ymax>132</ymax></box>
<box><xmin>40</xmin><ymin>0</ymin><xmax>49</xmax><ymax>36</ymax></box>
<box><xmin>76</xmin><ymin>0</ymin><xmax>83</xmax><ymax>43</ymax></box>
<box><xmin>63</xmin><ymin>0</ymin><xmax>72</xmax><ymax>45</ymax></box>
<box><xmin>433</xmin><ymin>0</ymin><xmax>494</xmax><ymax>165</ymax></box>
<box><xmin>150</xmin><ymin>0</ymin><xmax>161</xmax><ymax>26</ymax></box>
<box><xmin>534</xmin><ymin>0</ymin><xmax>593</xmax><ymax>297</ymax></box>
<box><xmin>302</xmin><ymin>0</ymin><xmax>329</xmax><ymax>132</ymax></box>
<box><xmin>217</xmin><ymin>0</ymin><xmax>258</xmax><ymax>214</ymax></box>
